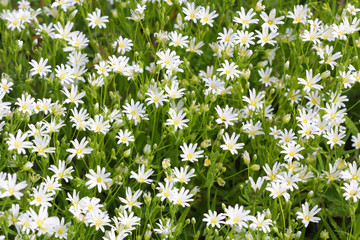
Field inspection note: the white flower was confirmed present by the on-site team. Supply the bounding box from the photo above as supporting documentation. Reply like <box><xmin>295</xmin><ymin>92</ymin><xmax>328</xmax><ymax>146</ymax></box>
<box><xmin>27</xmin><ymin>207</ymin><xmax>58</xmax><ymax>235</ymax></box>
<box><xmin>32</xmin><ymin>135</ymin><xmax>56</xmax><ymax>157</ymax></box>
<box><xmin>242</xmin><ymin>88</ymin><xmax>265</xmax><ymax>110</ymax></box>
<box><xmin>318</xmin><ymin>45</ymin><xmax>342</xmax><ymax>70</ymax></box>
<box><xmin>86</xmin><ymin>8</ymin><xmax>109</xmax><ymax>29</ymax></box>
<box><xmin>0</xmin><ymin>173</ymin><xmax>27</xmax><ymax>200</ymax></box>
<box><xmin>249</xmin><ymin>212</ymin><xmax>273</xmax><ymax>233</ymax></box>
<box><xmin>85</xmin><ymin>166</ymin><xmax>112</xmax><ymax>192</ymax></box>
<box><xmin>280</xmin><ymin>142</ymin><xmax>304</xmax><ymax>162</ymax></box>
<box><xmin>220</xmin><ymin>132</ymin><xmax>244</xmax><ymax>155</ymax></box>
<box><xmin>156</xmin><ymin>180</ymin><xmax>176</xmax><ymax>202</ymax></box>
<box><xmin>235</xmin><ymin>30</ymin><xmax>256</xmax><ymax>48</ymax></box>
<box><xmin>180</xmin><ymin>142</ymin><xmax>204</xmax><ymax>162</ymax></box>
<box><xmin>169</xmin><ymin>31</ymin><xmax>189</xmax><ymax>48</ymax></box>
<box><xmin>145</xmin><ymin>89</ymin><xmax>169</xmax><ymax>108</ymax></box>
<box><xmin>287</xmin><ymin>4</ymin><xmax>309</xmax><ymax>24</ymax></box>
<box><xmin>296</xmin><ymin>202</ymin><xmax>321</xmax><ymax>227</ymax></box>
<box><xmin>112</xmin><ymin>36</ymin><xmax>133</xmax><ymax>55</ymax></box>
<box><xmin>341</xmin><ymin>180</ymin><xmax>360</xmax><ymax>202</ymax></box>
<box><xmin>215</xmin><ymin>105</ymin><xmax>238</xmax><ymax>128</ymax></box>
<box><xmin>6</xmin><ymin>129</ymin><xmax>33</xmax><ymax>154</ymax></box>
<box><xmin>297</xmin><ymin>69</ymin><xmax>323</xmax><ymax>92</ymax></box>
<box><xmin>61</xmin><ymin>84</ymin><xmax>86</xmax><ymax>107</ymax></box>
<box><xmin>255</xmin><ymin>25</ymin><xmax>278</xmax><ymax>46</ymax></box>
<box><xmin>260</xmin><ymin>9</ymin><xmax>284</xmax><ymax>31</ymax></box>
<box><xmin>340</xmin><ymin>161</ymin><xmax>360</xmax><ymax>182</ymax></box>
<box><xmin>29</xmin><ymin>58</ymin><xmax>52</xmax><ymax>78</ymax></box>
<box><xmin>234</xmin><ymin>7</ymin><xmax>259</xmax><ymax>29</ymax></box>
<box><xmin>85</xmin><ymin>210</ymin><xmax>111</xmax><ymax>232</ymax></box>
<box><xmin>172</xmin><ymin>166</ymin><xmax>196</xmax><ymax>184</ymax></box>
<box><xmin>183</xmin><ymin>2</ymin><xmax>201</xmax><ymax>23</ymax></box>
<box><xmin>66</xmin><ymin>137</ymin><xmax>93</xmax><ymax>160</ymax></box>
<box><xmin>170</xmin><ymin>187</ymin><xmax>194</xmax><ymax>207</ymax></box>
<box><xmin>130</xmin><ymin>165</ymin><xmax>154</xmax><ymax>184</ymax></box>
<box><xmin>323</xmin><ymin>127</ymin><xmax>346</xmax><ymax>149</ymax></box>
<box><xmin>154</xmin><ymin>219</ymin><xmax>175</xmax><ymax>238</ymax></box>
<box><xmin>203</xmin><ymin>210</ymin><xmax>225</xmax><ymax>228</ymax></box>
<box><xmin>242</xmin><ymin>120</ymin><xmax>264</xmax><ymax>139</ymax></box>
<box><xmin>224</xmin><ymin>204</ymin><xmax>252</xmax><ymax>230</ymax></box>
<box><xmin>16</xmin><ymin>93</ymin><xmax>35</xmax><ymax>114</ymax></box>
<box><xmin>197</xmin><ymin>6</ymin><xmax>218</xmax><ymax>27</ymax></box>
<box><xmin>54</xmin><ymin>217</ymin><xmax>69</xmax><ymax>239</ymax></box>
<box><xmin>116</xmin><ymin>129</ymin><xmax>134</xmax><ymax>146</ymax></box>
<box><xmin>216</xmin><ymin>60</ymin><xmax>241</xmax><ymax>81</ymax></box>
<box><xmin>119</xmin><ymin>187</ymin><xmax>143</xmax><ymax>211</ymax></box>
<box><xmin>266</xmin><ymin>181</ymin><xmax>290</xmax><ymax>202</ymax></box>
<box><xmin>30</xmin><ymin>185</ymin><xmax>54</xmax><ymax>207</ymax></box>
<box><xmin>87</xmin><ymin>114</ymin><xmax>111</xmax><ymax>134</ymax></box>
<box><xmin>165</xmin><ymin>108</ymin><xmax>189</xmax><ymax>131</ymax></box>
<box><xmin>49</xmin><ymin>160</ymin><xmax>74</xmax><ymax>182</ymax></box>
<box><xmin>352</xmin><ymin>133</ymin><xmax>360</xmax><ymax>149</ymax></box>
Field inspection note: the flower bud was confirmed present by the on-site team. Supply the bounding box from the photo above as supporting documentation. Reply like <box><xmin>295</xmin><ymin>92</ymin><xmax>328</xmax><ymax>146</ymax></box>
<box><xmin>123</xmin><ymin>149</ymin><xmax>131</xmax><ymax>157</ymax></box>
<box><xmin>143</xmin><ymin>144</ymin><xmax>151</xmax><ymax>155</ymax></box>
<box><xmin>217</xmin><ymin>178</ymin><xmax>226</xmax><ymax>187</ymax></box>
<box><xmin>320</xmin><ymin>229</ymin><xmax>330</xmax><ymax>240</ymax></box>
<box><xmin>21</xmin><ymin>161</ymin><xmax>33</xmax><ymax>171</ymax></box>
<box><xmin>162</xmin><ymin>158</ymin><xmax>171</xmax><ymax>169</ymax></box>
<box><xmin>201</xmin><ymin>139</ymin><xmax>211</xmax><ymax>148</ymax></box>
<box><xmin>283</xmin><ymin>114</ymin><xmax>291</xmax><ymax>123</ymax></box>
<box><xmin>285</xmin><ymin>61</ymin><xmax>290</xmax><ymax>70</ymax></box>
<box><xmin>242</xmin><ymin>150</ymin><xmax>250</xmax><ymax>166</ymax></box>
<box><xmin>250</xmin><ymin>164</ymin><xmax>260</xmax><ymax>171</ymax></box>
<box><xmin>308</xmin><ymin>190</ymin><xmax>314</xmax><ymax>197</ymax></box>
<box><xmin>266</xmin><ymin>208</ymin><xmax>272</xmax><ymax>218</ymax></box>
<box><xmin>321</xmin><ymin>70</ymin><xmax>331</xmax><ymax>79</ymax></box>
<box><xmin>243</xmin><ymin>69</ymin><xmax>251</xmax><ymax>80</ymax></box>
<box><xmin>17</xmin><ymin>40</ymin><xmax>23</xmax><ymax>49</ymax></box>
<box><xmin>0</xmin><ymin>0</ymin><xmax>9</xmax><ymax>6</ymax></box>
<box><xmin>255</xmin><ymin>0</ymin><xmax>265</xmax><ymax>11</ymax></box>
<box><xmin>257</xmin><ymin>60</ymin><xmax>268</xmax><ymax>68</ymax></box>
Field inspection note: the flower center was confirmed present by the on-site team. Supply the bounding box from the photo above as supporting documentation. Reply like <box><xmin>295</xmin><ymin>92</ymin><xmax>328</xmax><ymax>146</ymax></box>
<box><xmin>210</xmin><ymin>218</ymin><xmax>217</xmax><ymax>224</ymax></box>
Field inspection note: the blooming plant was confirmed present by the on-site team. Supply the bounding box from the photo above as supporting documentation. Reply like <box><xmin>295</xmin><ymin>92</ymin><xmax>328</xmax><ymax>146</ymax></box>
<box><xmin>1</xmin><ymin>0</ymin><xmax>360</xmax><ymax>239</ymax></box>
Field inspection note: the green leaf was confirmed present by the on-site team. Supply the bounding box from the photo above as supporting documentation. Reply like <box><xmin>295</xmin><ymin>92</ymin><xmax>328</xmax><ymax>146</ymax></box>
<box><xmin>174</xmin><ymin>207</ymin><xmax>190</xmax><ymax>237</ymax></box>
<box><xmin>345</xmin><ymin>116</ymin><xmax>358</xmax><ymax>136</ymax></box>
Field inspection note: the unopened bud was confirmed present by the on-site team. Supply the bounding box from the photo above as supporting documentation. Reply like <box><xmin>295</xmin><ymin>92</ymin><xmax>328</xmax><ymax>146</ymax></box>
<box><xmin>283</xmin><ymin>114</ymin><xmax>291</xmax><ymax>123</ymax></box>
<box><xmin>285</xmin><ymin>61</ymin><xmax>290</xmax><ymax>70</ymax></box>
<box><xmin>243</xmin><ymin>69</ymin><xmax>251</xmax><ymax>80</ymax></box>
<box><xmin>250</xmin><ymin>164</ymin><xmax>260</xmax><ymax>171</ymax></box>
<box><xmin>217</xmin><ymin>178</ymin><xmax>226</xmax><ymax>187</ymax></box>
<box><xmin>123</xmin><ymin>149</ymin><xmax>131</xmax><ymax>157</ymax></box>
<box><xmin>22</xmin><ymin>161</ymin><xmax>33</xmax><ymax>171</ymax></box>
<box><xmin>201</xmin><ymin>139</ymin><xmax>211</xmax><ymax>148</ymax></box>
<box><xmin>321</xmin><ymin>70</ymin><xmax>331</xmax><ymax>79</ymax></box>
<box><xmin>308</xmin><ymin>190</ymin><xmax>314</xmax><ymax>197</ymax></box>
<box><xmin>243</xmin><ymin>150</ymin><xmax>250</xmax><ymax>166</ymax></box>
<box><xmin>143</xmin><ymin>144</ymin><xmax>151</xmax><ymax>155</ymax></box>
<box><xmin>258</xmin><ymin>60</ymin><xmax>268</xmax><ymax>68</ymax></box>
<box><xmin>320</xmin><ymin>229</ymin><xmax>330</xmax><ymax>240</ymax></box>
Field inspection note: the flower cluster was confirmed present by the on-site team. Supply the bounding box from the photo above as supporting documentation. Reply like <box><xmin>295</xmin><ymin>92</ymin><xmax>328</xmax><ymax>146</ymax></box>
<box><xmin>0</xmin><ymin>0</ymin><xmax>360</xmax><ymax>239</ymax></box>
